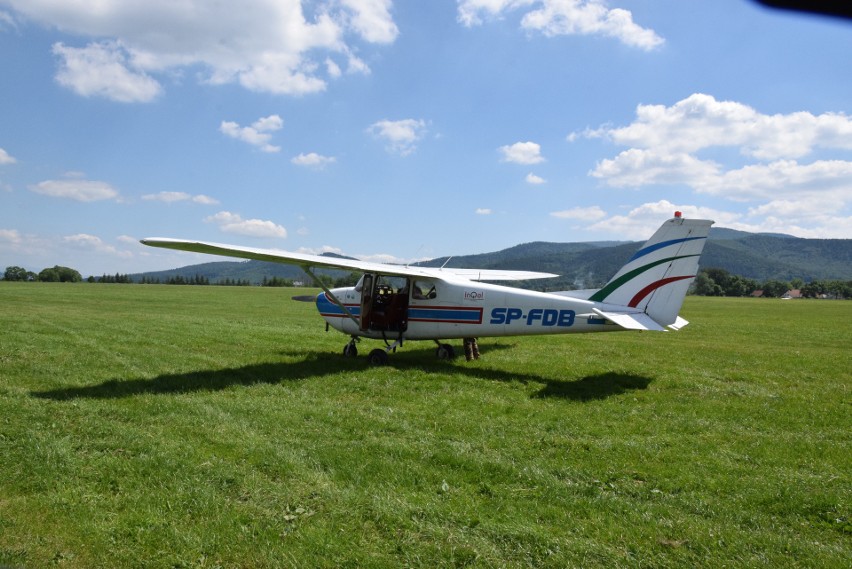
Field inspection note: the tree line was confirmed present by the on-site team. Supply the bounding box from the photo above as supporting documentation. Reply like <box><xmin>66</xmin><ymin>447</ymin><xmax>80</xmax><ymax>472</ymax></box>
<box><xmin>692</xmin><ymin>268</ymin><xmax>851</xmax><ymax>299</ymax></box>
<box><xmin>3</xmin><ymin>265</ymin><xmax>360</xmax><ymax>288</ymax></box>
<box><xmin>9</xmin><ymin>264</ymin><xmax>846</xmax><ymax>298</ymax></box>
<box><xmin>3</xmin><ymin>265</ymin><xmax>82</xmax><ymax>282</ymax></box>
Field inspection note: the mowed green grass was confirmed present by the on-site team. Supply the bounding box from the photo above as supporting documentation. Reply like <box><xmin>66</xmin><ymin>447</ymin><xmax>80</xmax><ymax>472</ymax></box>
<box><xmin>0</xmin><ymin>283</ymin><xmax>849</xmax><ymax>568</ymax></box>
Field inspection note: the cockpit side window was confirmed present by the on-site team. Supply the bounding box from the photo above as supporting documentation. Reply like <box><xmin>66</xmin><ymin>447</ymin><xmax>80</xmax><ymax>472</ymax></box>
<box><xmin>412</xmin><ymin>280</ymin><xmax>437</xmax><ymax>300</ymax></box>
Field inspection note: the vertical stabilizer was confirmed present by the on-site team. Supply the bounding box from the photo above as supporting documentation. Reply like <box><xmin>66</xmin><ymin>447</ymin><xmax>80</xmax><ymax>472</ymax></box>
<box><xmin>589</xmin><ymin>216</ymin><xmax>714</xmax><ymax>327</ymax></box>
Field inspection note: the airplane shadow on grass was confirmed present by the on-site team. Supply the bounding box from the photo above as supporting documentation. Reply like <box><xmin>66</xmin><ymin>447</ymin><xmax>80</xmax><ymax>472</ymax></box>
<box><xmin>31</xmin><ymin>345</ymin><xmax>652</xmax><ymax>403</ymax></box>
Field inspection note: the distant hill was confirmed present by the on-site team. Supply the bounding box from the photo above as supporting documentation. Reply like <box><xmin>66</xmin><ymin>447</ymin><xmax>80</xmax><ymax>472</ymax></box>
<box><xmin>131</xmin><ymin>253</ymin><xmax>356</xmax><ymax>285</ymax></box>
<box><xmin>131</xmin><ymin>228</ymin><xmax>852</xmax><ymax>287</ymax></box>
<box><xmin>702</xmin><ymin>235</ymin><xmax>852</xmax><ymax>281</ymax></box>
<box><xmin>133</xmin><ymin>260</ymin><xmax>307</xmax><ymax>284</ymax></box>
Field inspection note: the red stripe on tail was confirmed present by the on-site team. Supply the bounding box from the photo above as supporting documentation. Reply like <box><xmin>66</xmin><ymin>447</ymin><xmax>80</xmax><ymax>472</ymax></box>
<box><xmin>628</xmin><ymin>276</ymin><xmax>694</xmax><ymax>308</ymax></box>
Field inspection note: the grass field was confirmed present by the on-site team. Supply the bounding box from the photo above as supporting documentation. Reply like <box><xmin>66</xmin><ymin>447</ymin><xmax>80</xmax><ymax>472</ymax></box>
<box><xmin>0</xmin><ymin>283</ymin><xmax>849</xmax><ymax>568</ymax></box>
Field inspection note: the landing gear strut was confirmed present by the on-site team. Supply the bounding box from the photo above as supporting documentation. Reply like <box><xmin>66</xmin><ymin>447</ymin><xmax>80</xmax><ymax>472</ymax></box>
<box><xmin>463</xmin><ymin>337</ymin><xmax>480</xmax><ymax>361</ymax></box>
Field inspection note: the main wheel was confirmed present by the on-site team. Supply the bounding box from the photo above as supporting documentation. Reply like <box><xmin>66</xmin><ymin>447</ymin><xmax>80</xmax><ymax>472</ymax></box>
<box><xmin>343</xmin><ymin>343</ymin><xmax>358</xmax><ymax>357</ymax></box>
<box><xmin>368</xmin><ymin>348</ymin><xmax>389</xmax><ymax>366</ymax></box>
<box><xmin>436</xmin><ymin>343</ymin><xmax>455</xmax><ymax>360</ymax></box>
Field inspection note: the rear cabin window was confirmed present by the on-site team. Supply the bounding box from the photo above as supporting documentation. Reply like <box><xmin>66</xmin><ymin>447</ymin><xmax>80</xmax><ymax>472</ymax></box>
<box><xmin>412</xmin><ymin>280</ymin><xmax>437</xmax><ymax>300</ymax></box>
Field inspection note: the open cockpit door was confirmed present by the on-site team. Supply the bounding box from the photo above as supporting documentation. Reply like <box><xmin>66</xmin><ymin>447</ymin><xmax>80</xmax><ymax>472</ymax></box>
<box><xmin>360</xmin><ymin>273</ymin><xmax>410</xmax><ymax>333</ymax></box>
<box><xmin>359</xmin><ymin>273</ymin><xmax>374</xmax><ymax>332</ymax></box>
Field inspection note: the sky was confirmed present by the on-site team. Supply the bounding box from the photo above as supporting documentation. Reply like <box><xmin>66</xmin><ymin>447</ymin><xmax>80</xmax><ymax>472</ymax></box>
<box><xmin>1</xmin><ymin>0</ymin><xmax>851</xmax><ymax>277</ymax></box>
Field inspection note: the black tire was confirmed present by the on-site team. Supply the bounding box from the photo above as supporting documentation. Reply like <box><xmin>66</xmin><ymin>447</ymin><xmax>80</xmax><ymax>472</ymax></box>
<box><xmin>368</xmin><ymin>349</ymin><xmax>389</xmax><ymax>366</ymax></box>
<box><xmin>343</xmin><ymin>343</ymin><xmax>358</xmax><ymax>357</ymax></box>
<box><xmin>436</xmin><ymin>343</ymin><xmax>455</xmax><ymax>360</ymax></box>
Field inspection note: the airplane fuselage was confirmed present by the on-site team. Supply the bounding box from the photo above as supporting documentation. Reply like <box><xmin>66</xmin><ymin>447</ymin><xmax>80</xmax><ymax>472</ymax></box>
<box><xmin>317</xmin><ymin>277</ymin><xmax>623</xmax><ymax>341</ymax></box>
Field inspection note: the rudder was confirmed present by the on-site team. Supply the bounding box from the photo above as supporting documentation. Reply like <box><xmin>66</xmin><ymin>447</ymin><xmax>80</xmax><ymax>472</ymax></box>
<box><xmin>589</xmin><ymin>216</ymin><xmax>714</xmax><ymax>327</ymax></box>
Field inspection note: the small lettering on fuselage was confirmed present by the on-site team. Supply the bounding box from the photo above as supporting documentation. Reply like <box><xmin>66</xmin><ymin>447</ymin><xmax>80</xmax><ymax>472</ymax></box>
<box><xmin>489</xmin><ymin>307</ymin><xmax>576</xmax><ymax>327</ymax></box>
<box><xmin>464</xmin><ymin>290</ymin><xmax>485</xmax><ymax>301</ymax></box>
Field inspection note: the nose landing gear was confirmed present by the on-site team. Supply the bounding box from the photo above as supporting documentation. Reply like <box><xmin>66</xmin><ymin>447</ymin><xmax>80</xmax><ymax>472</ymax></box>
<box><xmin>342</xmin><ymin>337</ymin><xmax>359</xmax><ymax>358</ymax></box>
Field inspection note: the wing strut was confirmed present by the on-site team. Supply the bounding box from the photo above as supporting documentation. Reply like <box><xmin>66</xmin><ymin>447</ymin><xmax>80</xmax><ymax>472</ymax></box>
<box><xmin>303</xmin><ymin>266</ymin><xmax>360</xmax><ymax>326</ymax></box>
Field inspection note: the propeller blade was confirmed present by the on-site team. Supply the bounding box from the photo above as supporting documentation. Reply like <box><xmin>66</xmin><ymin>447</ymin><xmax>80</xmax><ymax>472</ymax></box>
<box><xmin>291</xmin><ymin>295</ymin><xmax>317</xmax><ymax>302</ymax></box>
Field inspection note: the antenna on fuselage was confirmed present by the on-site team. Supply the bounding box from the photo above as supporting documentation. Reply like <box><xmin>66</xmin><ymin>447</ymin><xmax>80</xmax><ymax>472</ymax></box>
<box><xmin>440</xmin><ymin>256</ymin><xmax>453</xmax><ymax>269</ymax></box>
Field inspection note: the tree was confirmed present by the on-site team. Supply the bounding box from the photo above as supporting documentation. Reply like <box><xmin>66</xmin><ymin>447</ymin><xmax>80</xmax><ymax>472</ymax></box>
<box><xmin>693</xmin><ymin>271</ymin><xmax>722</xmax><ymax>296</ymax></box>
<box><xmin>261</xmin><ymin>276</ymin><xmax>294</xmax><ymax>287</ymax></box>
<box><xmin>4</xmin><ymin>266</ymin><xmax>28</xmax><ymax>281</ymax></box>
<box><xmin>38</xmin><ymin>265</ymin><xmax>82</xmax><ymax>283</ymax></box>
<box><xmin>761</xmin><ymin>279</ymin><xmax>789</xmax><ymax>298</ymax></box>
<box><xmin>334</xmin><ymin>272</ymin><xmax>361</xmax><ymax>287</ymax></box>
<box><xmin>825</xmin><ymin>280</ymin><xmax>852</xmax><ymax>300</ymax></box>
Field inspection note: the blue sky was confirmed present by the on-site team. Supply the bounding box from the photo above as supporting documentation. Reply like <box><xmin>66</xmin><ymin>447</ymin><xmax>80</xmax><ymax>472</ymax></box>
<box><xmin>1</xmin><ymin>0</ymin><xmax>850</xmax><ymax>277</ymax></box>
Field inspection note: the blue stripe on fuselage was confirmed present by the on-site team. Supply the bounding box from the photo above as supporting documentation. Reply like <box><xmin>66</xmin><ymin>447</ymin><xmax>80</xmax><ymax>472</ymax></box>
<box><xmin>316</xmin><ymin>294</ymin><xmax>481</xmax><ymax>324</ymax></box>
<box><xmin>408</xmin><ymin>306</ymin><xmax>483</xmax><ymax>324</ymax></box>
<box><xmin>316</xmin><ymin>293</ymin><xmax>360</xmax><ymax>317</ymax></box>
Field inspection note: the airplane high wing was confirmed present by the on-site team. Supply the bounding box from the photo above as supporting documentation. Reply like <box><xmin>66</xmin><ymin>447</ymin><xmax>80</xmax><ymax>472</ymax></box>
<box><xmin>142</xmin><ymin>214</ymin><xmax>714</xmax><ymax>365</ymax></box>
<box><xmin>139</xmin><ymin>238</ymin><xmax>559</xmax><ymax>282</ymax></box>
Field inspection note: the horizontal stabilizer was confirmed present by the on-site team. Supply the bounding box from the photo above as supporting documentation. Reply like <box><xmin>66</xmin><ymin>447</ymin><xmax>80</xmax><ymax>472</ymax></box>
<box><xmin>592</xmin><ymin>309</ymin><xmax>666</xmax><ymax>331</ymax></box>
<box><xmin>668</xmin><ymin>316</ymin><xmax>689</xmax><ymax>330</ymax></box>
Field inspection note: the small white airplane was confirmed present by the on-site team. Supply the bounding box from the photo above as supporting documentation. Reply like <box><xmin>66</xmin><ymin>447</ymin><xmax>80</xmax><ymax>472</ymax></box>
<box><xmin>142</xmin><ymin>213</ymin><xmax>713</xmax><ymax>365</ymax></box>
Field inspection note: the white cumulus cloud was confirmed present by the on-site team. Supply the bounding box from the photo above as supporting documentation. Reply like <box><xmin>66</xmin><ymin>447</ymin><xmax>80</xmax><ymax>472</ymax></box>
<box><xmin>525</xmin><ymin>172</ymin><xmax>546</xmax><ymax>185</ymax></box>
<box><xmin>583</xmin><ymin>93</ymin><xmax>852</xmax><ymax>160</ymax></box>
<box><xmin>342</xmin><ymin>0</ymin><xmax>398</xmax><ymax>43</ymax></box>
<box><xmin>458</xmin><ymin>0</ymin><xmax>663</xmax><ymax>50</ymax></box>
<box><xmin>582</xmin><ymin>93</ymin><xmax>852</xmax><ymax>237</ymax></box>
<box><xmin>29</xmin><ymin>176</ymin><xmax>119</xmax><ymax>202</ymax></box>
<box><xmin>698</xmin><ymin>160</ymin><xmax>852</xmax><ymax>202</ymax></box>
<box><xmin>0</xmin><ymin>148</ymin><xmax>16</xmax><ymax>164</ymax></box>
<box><xmin>142</xmin><ymin>191</ymin><xmax>220</xmax><ymax>204</ymax></box>
<box><xmin>63</xmin><ymin>233</ymin><xmax>132</xmax><ymax>257</ymax></box>
<box><xmin>291</xmin><ymin>152</ymin><xmax>336</xmax><ymax>168</ymax></box>
<box><xmin>367</xmin><ymin>118</ymin><xmax>428</xmax><ymax>156</ymax></box>
<box><xmin>205</xmin><ymin>211</ymin><xmax>287</xmax><ymax>238</ymax></box>
<box><xmin>550</xmin><ymin>206</ymin><xmax>606</xmax><ymax>220</ymax></box>
<box><xmin>0</xmin><ymin>228</ymin><xmax>22</xmax><ymax>245</ymax></box>
<box><xmin>586</xmin><ymin>200</ymin><xmax>738</xmax><ymax>240</ymax></box>
<box><xmin>475</xmin><ymin>208</ymin><xmax>493</xmax><ymax>215</ymax></box>
<box><xmin>220</xmin><ymin>115</ymin><xmax>283</xmax><ymax>153</ymax></box>
<box><xmin>499</xmin><ymin>141</ymin><xmax>544</xmax><ymax>164</ymax></box>
<box><xmin>192</xmin><ymin>194</ymin><xmax>220</xmax><ymax>205</ymax></box>
<box><xmin>591</xmin><ymin>148</ymin><xmax>720</xmax><ymax>188</ymax></box>
<box><xmin>52</xmin><ymin>41</ymin><xmax>162</xmax><ymax>103</ymax></box>
<box><xmin>4</xmin><ymin>0</ymin><xmax>398</xmax><ymax>101</ymax></box>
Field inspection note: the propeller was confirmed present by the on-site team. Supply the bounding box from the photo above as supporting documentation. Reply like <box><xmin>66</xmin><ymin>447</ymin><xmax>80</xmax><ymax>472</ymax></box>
<box><xmin>291</xmin><ymin>295</ymin><xmax>316</xmax><ymax>302</ymax></box>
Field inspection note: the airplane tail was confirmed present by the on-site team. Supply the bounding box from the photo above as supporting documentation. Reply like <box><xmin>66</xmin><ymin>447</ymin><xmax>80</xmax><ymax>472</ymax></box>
<box><xmin>588</xmin><ymin>214</ymin><xmax>714</xmax><ymax>329</ymax></box>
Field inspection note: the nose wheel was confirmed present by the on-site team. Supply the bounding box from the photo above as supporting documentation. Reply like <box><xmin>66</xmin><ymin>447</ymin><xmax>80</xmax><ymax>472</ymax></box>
<box><xmin>342</xmin><ymin>338</ymin><xmax>359</xmax><ymax>358</ymax></box>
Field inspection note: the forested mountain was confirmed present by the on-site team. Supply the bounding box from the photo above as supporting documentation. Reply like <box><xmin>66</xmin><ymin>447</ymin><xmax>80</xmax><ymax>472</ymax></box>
<box><xmin>132</xmin><ymin>254</ymin><xmax>355</xmax><ymax>285</ymax></box>
<box><xmin>131</xmin><ymin>228</ymin><xmax>851</xmax><ymax>287</ymax></box>
<box><xmin>701</xmin><ymin>235</ymin><xmax>852</xmax><ymax>281</ymax></box>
